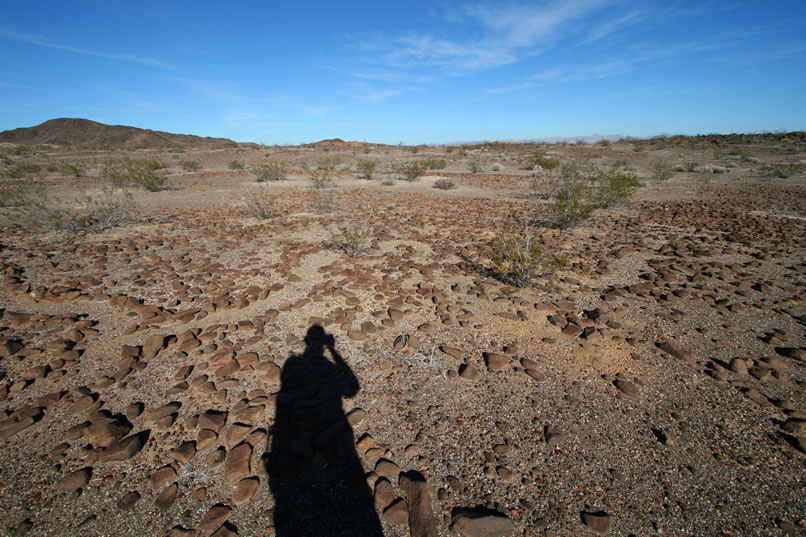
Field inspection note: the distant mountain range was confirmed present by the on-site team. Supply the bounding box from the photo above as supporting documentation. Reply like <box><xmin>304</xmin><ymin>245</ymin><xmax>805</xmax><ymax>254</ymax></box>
<box><xmin>0</xmin><ymin>118</ymin><xmax>238</xmax><ymax>149</ymax></box>
<box><xmin>440</xmin><ymin>134</ymin><xmax>626</xmax><ymax>146</ymax></box>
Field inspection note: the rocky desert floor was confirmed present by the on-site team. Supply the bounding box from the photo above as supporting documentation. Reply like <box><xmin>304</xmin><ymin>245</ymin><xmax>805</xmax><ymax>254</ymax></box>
<box><xmin>0</xmin><ymin>136</ymin><xmax>804</xmax><ymax>537</ymax></box>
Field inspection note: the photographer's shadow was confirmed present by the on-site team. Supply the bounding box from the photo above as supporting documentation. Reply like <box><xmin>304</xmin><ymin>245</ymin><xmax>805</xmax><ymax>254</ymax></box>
<box><xmin>267</xmin><ymin>325</ymin><xmax>384</xmax><ymax>537</ymax></box>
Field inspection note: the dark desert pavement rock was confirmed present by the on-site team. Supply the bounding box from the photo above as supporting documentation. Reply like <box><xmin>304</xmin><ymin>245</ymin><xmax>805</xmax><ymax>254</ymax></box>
<box><xmin>657</xmin><ymin>341</ymin><xmax>695</xmax><ymax>362</ymax></box>
<box><xmin>98</xmin><ymin>430</ymin><xmax>150</xmax><ymax>462</ymax></box>
<box><xmin>451</xmin><ymin>508</ymin><xmax>517</xmax><ymax>537</ymax></box>
<box><xmin>581</xmin><ymin>511</ymin><xmax>614</xmax><ymax>534</ymax></box>
<box><xmin>223</xmin><ymin>442</ymin><xmax>252</xmax><ymax>484</ymax></box>
<box><xmin>199</xmin><ymin>504</ymin><xmax>233</xmax><ymax>531</ymax></box>
<box><xmin>56</xmin><ymin>467</ymin><xmax>92</xmax><ymax>491</ymax></box>
<box><xmin>383</xmin><ymin>498</ymin><xmax>409</xmax><ymax>526</ymax></box>
<box><xmin>613</xmin><ymin>379</ymin><xmax>640</xmax><ymax>398</ymax></box>
<box><xmin>400</xmin><ymin>470</ymin><xmax>438</xmax><ymax>537</ymax></box>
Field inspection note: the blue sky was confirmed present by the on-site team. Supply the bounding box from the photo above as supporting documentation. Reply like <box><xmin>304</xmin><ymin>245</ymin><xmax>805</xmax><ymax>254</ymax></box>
<box><xmin>1</xmin><ymin>1</ymin><xmax>805</xmax><ymax>144</ymax></box>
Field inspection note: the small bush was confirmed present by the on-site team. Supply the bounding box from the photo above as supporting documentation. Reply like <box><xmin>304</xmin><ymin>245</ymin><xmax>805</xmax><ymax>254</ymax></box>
<box><xmin>394</xmin><ymin>161</ymin><xmax>427</xmax><ymax>182</ymax></box>
<box><xmin>491</xmin><ymin>162</ymin><xmax>505</xmax><ymax>172</ymax></box>
<box><xmin>483</xmin><ymin>221</ymin><xmax>566</xmax><ymax>288</ymax></box>
<box><xmin>102</xmin><ymin>160</ymin><xmax>170</xmax><ymax>191</ymax></box>
<box><xmin>308</xmin><ymin>188</ymin><xmax>333</xmax><ymax>213</ymax></box>
<box><xmin>317</xmin><ymin>158</ymin><xmax>341</xmax><ymax>171</ymax></box>
<box><xmin>228</xmin><ymin>160</ymin><xmax>245</xmax><ymax>170</ymax></box>
<box><xmin>551</xmin><ymin>179</ymin><xmax>595</xmax><ymax>229</ymax></box>
<box><xmin>761</xmin><ymin>163</ymin><xmax>806</xmax><ymax>178</ymax></box>
<box><xmin>381</xmin><ymin>179</ymin><xmax>395</xmax><ymax>186</ymax></box>
<box><xmin>685</xmin><ymin>161</ymin><xmax>699</xmax><ymax>172</ymax></box>
<box><xmin>178</xmin><ymin>160</ymin><xmax>202</xmax><ymax>172</ymax></box>
<box><xmin>0</xmin><ymin>181</ymin><xmax>27</xmax><ymax>207</ymax></box>
<box><xmin>51</xmin><ymin>161</ymin><xmax>85</xmax><ymax>177</ymax></box>
<box><xmin>13</xmin><ymin>145</ymin><xmax>30</xmax><ymax>156</ymax></box>
<box><xmin>3</xmin><ymin>186</ymin><xmax>133</xmax><ymax>234</ymax></box>
<box><xmin>329</xmin><ymin>220</ymin><xmax>371</xmax><ymax>257</ymax></box>
<box><xmin>242</xmin><ymin>186</ymin><xmax>276</xmax><ymax>219</ymax></box>
<box><xmin>433</xmin><ymin>179</ymin><xmax>456</xmax><ymax>190</ymax></box>
<box><xmin>469</xmin><ymin>157</ymin><xmax>489</xmax><ymax>173</ymax></box>
<box><xmin>525</xmin><ymin>151</ymin><xmax>560</xmax><ymax>171</ymax></box>
<box><xmin>612</xmin><ymin>159</ymin><xmax>628</xmax><ymax>169</ymax></box>
<box><xmin>356</xmin><ymin>159</ymin><xmax>377</xmax><ymax>179</ymax></box>
<box><xmin>309</xmin><ymin>169</ymin><xmax>335</xmax><ymax>189</ymax></box>
<box><xmin>5</xmin><ymin>162</ymin><xmax>41</xmax><ymax>179</ymax></box>
<box><xmin>650</xmin><ymin>161</ymin><xmax>674</xmax><ymax>181</ymax></box>
<box><xmin>593</xmin><ymin>169</ymin><xmax>640</xmax><ymax>208</ymax></box>
<box><xmin>424</xmin><ymin>158</ymin><xmax>448</xmax><ymax>170</ymax></box>
<box><xmin>253</xmin><ymin>161</ymin><xmax>287</xmax><ymax>182</ymax></box>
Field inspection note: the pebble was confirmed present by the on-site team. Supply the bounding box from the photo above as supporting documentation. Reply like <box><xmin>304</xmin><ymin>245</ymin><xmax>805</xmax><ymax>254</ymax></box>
<box><xmin>400</xmin><ymin>470</ymin><xmax>439</xmax><ymax>537</ymax></box>
<box><xmin>56</xmin><ymin>467</ymin><xmax>92</xmax><ymax>491</ymax></box>
<box><xmin>155</xmin><ymin>483</ymin><xmax>178</xmax><ymax>510</ymax></box>
<box><xmin>233</xmin><ymin>477</ymin><xmax>259</xmax><ymax>505</ymax></box>
<box><xmin>224</xmin><ymin>443</ymin><xmax>252</xmax><ymax>484</ymax></box>
<box><xmin>384</xmin><ymin>498</ymin><xmax>409</xmax><ymax>526</ymax></box>
<box><xmin>613</xmin><ymin>379</ymin><xmax>640</xmax><ymax>398</ymax></box>
<box><xmin>199</xmin><ymin>504</ymin><xmax>233</xmax><ymax>532</ymax></box>
<box><xmin>451</xmin><ymin>508</ymin><xmax>517</xmax><ymax>537</ymax></box>
<box><xmin>581</xmin><ymin>511</ymin><xmax>613</xmax><ymax>535</ymax></box>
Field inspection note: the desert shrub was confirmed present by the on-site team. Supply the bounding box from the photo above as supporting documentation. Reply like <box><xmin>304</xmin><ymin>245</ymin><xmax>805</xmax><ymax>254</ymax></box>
<box><xmin>381</xmin><ymin>179</ymin><xmax>395</xmax><ymax>186</ymax></box>
<box><xmin>178</xmin><ymin>160</ymin><xmax>202</xmax><ymax>172</ymax></box>
<box><xmin>525</xmin><ymin>151</ymin><xmax>560</xmax><ymax>171</ymax></box>
<box><xmin>317</xmin><ymin>158</ymin><xmax>341</xmax><ymax>171</ymax></box>
<box><xmin>483</xmin><ymin>221</ymin><xmax>566</xmax><ymax>288</ymax></box>
<box><xmin>253</xmin><ymin>161</ymin><xmax>287</xmax><ymax>182</ymax></box>
<box><xmin>612</xmin><ymin>159</ymin><xmax>628</xmax><ymax>169</ymax></box>
<box><xmin>13</xmin><ymin>145</ymin><xmax>30</xmax><ymax>155</ymax></box>
<box><xmin>3</xmin><ymin>186</ymin><xmax>133</xmax><ymax>234</ymax></box>
<box><xmin>548</xmin><ymin>163</ymin><xmax>639</xmax><ymax>228</ymax></box>
<box><xmin>356</xmin><ymin>159</ymin><xmax>377</xmax><ymax>179</ymax></box>
<box><xmin>309</xmin><ymin>169</ymin><xmax>335</xmax><ymax>189</ymax></box>
<box><xmin>409</xmin><ymin>146</ymin><xmax>420</xmax><ymax>154</ymax></box>
<box><xmin>593</xmin><ymin>169</ymin><xmax>640</xmax><ymax>208</ymax></box>
<box><xmin>394</xmin><ymin>161</ymin><xmax>427</xmax><ymax>182</ymax></box>
<box><xmin>49</xmin><ymin>161</ymin><xmax>85</xmax><ymax>176</ymax></box>
<box><xmin>650</xmin><ymin>161</ymin><xmax>674</xmax><ymax>181</ymax></box>
<box><xmin>597</xmin><ymin>139</ymin><xmax>612</xmax><ymax>147</ymax></box>
<box><xmin>228</xmin><ymin>160</ymin><xmax>245</xmax><ymax>170</ymax></box>
<box><xmin>433</xmin><ymin>179</ymin><xmax>456</xmax><ymax>190</ymax></box>
<box><xmin>102</xmin><ymin>159</ymin><xmax>170</xmax><ymax>191</ymax></box>
<box><xmin>551</xmin><ymin>179</ymin><xmax>595</xmax><ymax>229</ymax></box>
<box><xmin>329</xmin><ymin>220</ymin><xmax>371</xmax><ymax>257</ymax></box>
<box><xmin>685</xmin><ymin>161</ymin><xmax>699</xmax><ymax>172</ymax></box>
<box><xmin>491</xmin><ymin>162</ymin><xmax>505</xmax><ymax>172</ymax></box>
<box><xmin>424</xmin><ymin>158</ymin><xmax>448</xmax><ymax>170</ymax></box>
<box><xmin>0</xmin><ymin>181</ymin><xmax>27</xmax><ymax>207</ymax></box>
<box><xmin>5</xmin><ymin>162</ymin><xmax>41</xmax><ymax>179</ymax></box>
<box><xmin>308</xmin><ymin>188</ymin><xmax>333</xmax><ymax>213</ymax></box>
<box><xmin>761</xmin><ymin>163</ymin><xmax>806</xmax><ymax>178</ymax></box>
<box><xmin>242</xmin><ymin>186</ymin><xmax>277</xmax><ymax>219</ymax></box>
<box><xmin>469</xmin><ymin>157</ymin><xmax>489</xmax><ymax>173</ymax></box>
<box><xmin>693</xmin><ymin>166</ymin><xmax>727</xmax><ymax>174</ymax></box>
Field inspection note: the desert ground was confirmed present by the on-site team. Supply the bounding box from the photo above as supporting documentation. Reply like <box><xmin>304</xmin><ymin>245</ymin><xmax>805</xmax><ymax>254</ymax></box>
<box><xmin>0</xmin><ymin>128</ymin><xmax>804</xmax><ymax>537</ymax></box>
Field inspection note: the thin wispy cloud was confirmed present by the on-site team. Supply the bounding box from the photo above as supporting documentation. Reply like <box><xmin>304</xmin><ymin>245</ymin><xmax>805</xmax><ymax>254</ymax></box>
<box><xmin>486</xmin><ymin>35</ymin><xmax>746</xmax><ymax>94</ymax></box>
<box><xmin>0</xmin><ymin>29</ymin><xmax>172</xmax><ymax>68</ymax></box>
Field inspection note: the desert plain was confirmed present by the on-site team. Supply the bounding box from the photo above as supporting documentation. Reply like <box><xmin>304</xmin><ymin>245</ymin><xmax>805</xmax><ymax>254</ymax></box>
<box><xmin>0</xmin><ymin>121</ymin><xmax>804</xmax><ymax>537</ymax></box>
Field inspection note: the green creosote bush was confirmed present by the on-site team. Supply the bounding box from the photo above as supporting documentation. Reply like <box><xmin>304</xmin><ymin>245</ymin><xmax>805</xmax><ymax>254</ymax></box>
<box><xmin>102</xmin><ymin>159</ymin><xmax>171</xmax><ymax>192</ymax></box>
<box><xmin>483</xmin><ymin>221</ymin><xmax>567</xmax><ymax>288</ymax></box>
<box><xmin>356</xmin><ymin>159</ymin><xmax>377</xmax><ymax>179</ymax></box>
<box><xmin>228</xmin><ymin>160</ymin><xmax>245</xmax><ymax>170</ymax></box>
<box><xmin>394</xmin><ymin>161</ymin><xmax>427</xmax><ymax>182</ymax></box>
<box><xmin>432</xmin><ymin>178</ymin><xmax>456</xmax><ymax>190</ymax></box>
<box><xmin>1</xmin><ymin>185</ymin><xmax>133</xmax><ymax>235</ymax></box>
<box><xmin>253</xmin><ymin>161</ymin><xmax>287</xmax><ymax>182</ymax></box>
<box><xmin>317</xmin><ymin>158</ymin><xmax>341</xmax><ymax>171</ymax></box>
<box><xmin>650</xmin><ymin>161</ymin><xmax>674</xmax><ymax>181</ymax></box>
<box><xmin>49</xmin><ymin>161</ymin><xmax>85</xmax><ymax>177</ymax></box>
<box><xmin>242</xmin><ymin>186</ymin><xmax>277</xmax><ymax>219</ymax></box>
<box><xmin>178</xmin><ymin>160</ymin><xmax>202</xmax><ymax>172</ymax></box>
<box><xmin>469</xmin><ymin>157</ymin><xmax>489</xmax><ymax>173</ymax></box>
<box><xmin>328</xmin><ymin>220</ymin><xmax>372</xmax><ymax>257</ymax></box>
<box><xmin>525</xmin><ymin>150</ymin><xmax>560</xmax><ymax>171</ymax></box>
<box><xmin>548</xmin><ymin>163</ymin><xmax>640</xmax><ymax>228</ymax></box>
<box><xmin>612</xmin><ymin>159</ymin><xmax>628</xmax><ymax>169</ymax></box>
<box><xmin>309</xmin><ymin>169</ymin><xmax>335</xmax><ymax>189</ymax></box>
<box><xmin>424</xmin><ymin>158</ymin><xmax>448</xmax><ymax>170</ymax></box>
<box><xmin>685</xmin><ymin>161</ymin><xmax>699</xmax><ymax>172</ymax></box>
<box><xmin>13</xmin><ymin>145</ymin><xmax>30</xmax><ymax>156</ymax></box>
<box><xmin>5</xmin><ymin>162</ymin><xmax>41</xmax><ymax>179</ymax></box>
<box><xmin>594</xmin><ymin>168</ymin><xmax>641</xmax><ymax>208</ymax></box>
